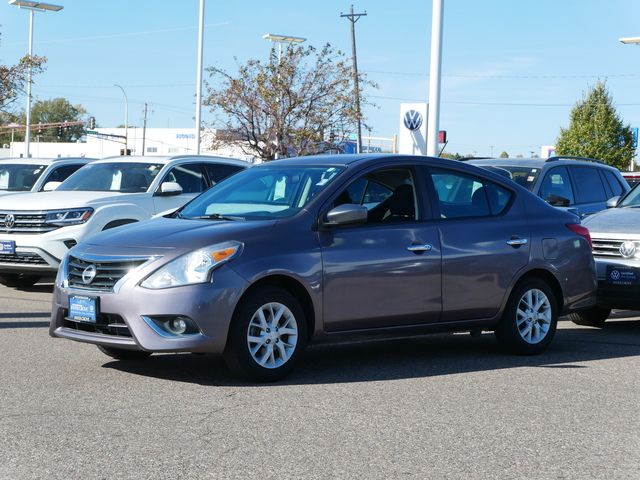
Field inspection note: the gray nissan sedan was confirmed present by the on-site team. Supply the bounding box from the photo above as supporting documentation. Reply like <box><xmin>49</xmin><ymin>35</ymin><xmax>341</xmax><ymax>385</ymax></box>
<box><xmin>50</xmin><ymin>155</ymin><xmax>597</xmax><ymax>381</ymax></box>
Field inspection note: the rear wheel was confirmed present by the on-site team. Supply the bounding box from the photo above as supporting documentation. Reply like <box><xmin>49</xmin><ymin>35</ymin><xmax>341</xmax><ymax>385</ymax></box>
<box><xmin>0</xmin><ymin>273</ymin><xmax>40</xmax><ymax>288</ymax></box>
<box><xmin>568</xmin><ymin>306</ymin><xmax>611</xmax><ymax>328</ymax></box>
<box><xmin>224</xmin><ymin>287</ymin><xmax>307</xmax><ymax>382</ymax></box>
<box><xmin>97</xmin><ymin>345</ymin><xmax>152</xmax><ymax>360</ymax></box>
<box><xmin>495</xmin><ymin>278</ymin><xmax>558</xmax><ymax>355</ymax></box>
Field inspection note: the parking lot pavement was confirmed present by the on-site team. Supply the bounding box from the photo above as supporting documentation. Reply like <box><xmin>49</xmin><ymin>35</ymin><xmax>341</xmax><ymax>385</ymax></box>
<box><xmin>1</xmin><ymin>284</ymin><xmax>639</xmax><ymax>480</ymax></box>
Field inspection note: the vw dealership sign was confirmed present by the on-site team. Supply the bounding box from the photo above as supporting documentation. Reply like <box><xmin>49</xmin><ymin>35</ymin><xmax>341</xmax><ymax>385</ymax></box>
<box><xmin>403</xmin><ymin>110</ymin><xmax>423</xmax><ymax>131</ymax></box>
<box><xmin>398</xmin><ymin>103</ymin><xmax>428</xmax><ymax>155</ymax></box>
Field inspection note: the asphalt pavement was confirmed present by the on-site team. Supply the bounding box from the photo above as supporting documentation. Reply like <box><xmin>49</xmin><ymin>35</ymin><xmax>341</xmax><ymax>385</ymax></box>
<box><xmin>1</xmin><ymin>282</ymin><xmax>639</xmax><ymax>480</ymax></box>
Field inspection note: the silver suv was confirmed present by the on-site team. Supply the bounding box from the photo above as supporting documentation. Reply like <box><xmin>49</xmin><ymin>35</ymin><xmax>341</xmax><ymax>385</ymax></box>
<box><xmin>579</xmin><ymin>184</ymin><xmax>640</xmax><ymax>326</ymax></box>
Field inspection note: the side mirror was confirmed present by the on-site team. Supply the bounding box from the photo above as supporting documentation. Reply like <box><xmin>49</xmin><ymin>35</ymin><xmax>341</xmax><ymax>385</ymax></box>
<box><xmin>545</xmin><ymin>194</ymin><xmax>570</xmax><ymax>207</ymax></box>
<box><xmin>156</xmin><ymin>181</ymin><xmax>183</xmax><ymax>197</ymax></box>
<box><xmin>606</xmin><ymin>196</ymin><xmax>620</xmax><ymax>208</ymax></box>
<box><xmin>42</xmin><ymin>181</ymin><xmax>62</xmax><ymax>192</ymax></box>
<box><xmin>323</xmin><ymin>204</ymin><xmax>368</xmax><ymax>227</ymax></box>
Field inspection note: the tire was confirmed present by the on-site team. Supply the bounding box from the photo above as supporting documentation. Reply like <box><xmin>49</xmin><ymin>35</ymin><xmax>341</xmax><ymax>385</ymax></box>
<box><xmin>0</xmin><ymin>273</ymin><xmax>41</xmax><ymax>288</ymax></box>
<box><xmin>97</xmin><ymin>345</ymin><xmax>152</xmax><ymax>360</ymax></box>
<box><xmin>495</xmin><ymin>277</ymin><xmax>558</xmax><ymax>355</ymax></box>
<box><xmin>224</xmin><ymin>287</ymin><xmax>307</xmax><ymax>382</ymax></box>
<box><xmin>568</xmin><ymin>306</ymin><xmax>611</xmax><ymax>328</ymax></box>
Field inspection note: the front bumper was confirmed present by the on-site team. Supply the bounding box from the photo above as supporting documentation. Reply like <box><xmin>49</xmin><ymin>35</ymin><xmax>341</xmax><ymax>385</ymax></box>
<box><xmin>594</xmin><ymin>257</ymin><xmax>640</xmax><ymax>309</ymax></box>
<box><xmin>0</xmin><ymin>223</ymin><xmax>94</xmax><ymax>273</ymax></box>
<box><xmin>49</xmin><ymin>265</ymin><xmax>248</xmax><ymax>354</ymax></box>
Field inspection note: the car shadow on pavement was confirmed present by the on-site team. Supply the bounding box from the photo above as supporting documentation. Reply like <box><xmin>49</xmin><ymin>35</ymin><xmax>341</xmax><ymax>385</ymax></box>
<box><xmin>103</xmin><ymin>317</ymin><xmax>640</xmax><ymax>387</ymax></box>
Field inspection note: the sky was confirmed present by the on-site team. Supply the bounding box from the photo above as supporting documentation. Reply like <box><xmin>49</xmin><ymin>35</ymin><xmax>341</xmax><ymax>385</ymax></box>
<box><xmin>2</xmin><ymin>0</ymin><xmax>640</xmax><ymax>157</ymax></box>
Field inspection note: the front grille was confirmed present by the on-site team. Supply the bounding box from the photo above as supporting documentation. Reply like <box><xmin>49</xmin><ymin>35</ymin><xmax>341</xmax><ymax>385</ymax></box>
<box><xmin>0</xmin><ymin>211</ymin><xmax>59</xmax><ymax>234</ymax></box>
<box><xmin>0</xmin><ymin>251</ymin><xmax>47</xmax><ymax>265</ymax></box>
<box><xmin>67</xmin><ymin>255</ymin><xmax>149</xmax><ymax>292</ymax></box>
<box><xmin>592</xmin><ymin>238</ymin><xmax>626</xmax><ymax>258</ymax></box>
<box><xmin>62</xmin><ymin>310</ymin><xmax>132</xmax><ymax>337</ymax></box>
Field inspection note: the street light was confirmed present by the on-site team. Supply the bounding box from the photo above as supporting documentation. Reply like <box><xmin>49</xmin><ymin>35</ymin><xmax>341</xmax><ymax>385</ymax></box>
<box><xmin>262</xmin><ymin>33</ymin><xmax>306</xmax><ymax>63</ymax></box>
<box><xmin>9</xmin><ymin>0</ymin><xmax>63</xmax><ymax>158</ymax></box>
<box><xmin>619</xmin><ymin>37</ymin><xmax>640</xmax><ymax>45</ymax></box>
<box><xmin>113</xmin><ymin>84</ymin><xmax>129</xmax><ymax>155</ymax></box>
<box><xmin>262</xmin><ymin>33</ymin><xmax>306</xmax><ymax>159</ymax></box>
<box><xmin>195</xmin><ymin>0</ymin><xmax>205</xmax><ymax>155</ymax></box>
<box><xmin>619</xmin><ymin>35</ymin><xmax>640</xmax><ymax>171</ymax></box>
<box><xmin>426</xmin><ymin>0</ymin><xmax>444</xmax><ymax>157</ymax></box>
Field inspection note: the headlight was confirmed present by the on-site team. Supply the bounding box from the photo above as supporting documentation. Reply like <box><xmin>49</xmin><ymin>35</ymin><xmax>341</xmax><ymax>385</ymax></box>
<box><xmin>140</xmin><ymin>241</ymin><xmax>243</xmax><ymax>289</ymax></box>
<box><xmin>45</xmin><ymin>208</ymin><xmax>94</xmax><ymax>226</ymax></box>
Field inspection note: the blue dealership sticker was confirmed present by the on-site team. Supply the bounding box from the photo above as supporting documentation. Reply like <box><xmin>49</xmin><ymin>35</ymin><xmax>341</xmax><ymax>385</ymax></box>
<box><xmin>69</xmin><ymin>295</ymin><xmax>97</xmax><ymax>323</ymax></box>
<box><xmin>607</xmin><ymin>265</ymin><xmax>638</xmax><ymax>285</ymax></box>
<box><xmin>0</xmin><ymin>240</ymin><xmax>15</xmax><ymax>254</ymax></box>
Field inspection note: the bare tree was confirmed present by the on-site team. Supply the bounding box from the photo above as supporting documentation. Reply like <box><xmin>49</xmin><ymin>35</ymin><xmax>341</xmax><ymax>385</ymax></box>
<box><xmin>204</xmin><ymin>43</ymin><xmax>375</xmax><ymax>160</ymax></box>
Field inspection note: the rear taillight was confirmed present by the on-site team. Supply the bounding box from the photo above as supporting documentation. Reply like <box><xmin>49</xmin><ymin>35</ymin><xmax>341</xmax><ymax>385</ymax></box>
<box><xmin>566</xmin><ymin>223</ymin><xmax>592</xmax><ymax>249</ymax></box>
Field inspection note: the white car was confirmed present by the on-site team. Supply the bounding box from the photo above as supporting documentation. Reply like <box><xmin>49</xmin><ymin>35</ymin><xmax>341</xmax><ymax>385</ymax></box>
<box><xmin>0</xmin><ymin>157</ymin><xmax>92</xmax><ymax>195</ymax></box>
<box><xmin>0</xmin><ymin>155</ymin><xmax>249</xmax><ymax>287</ymax></box>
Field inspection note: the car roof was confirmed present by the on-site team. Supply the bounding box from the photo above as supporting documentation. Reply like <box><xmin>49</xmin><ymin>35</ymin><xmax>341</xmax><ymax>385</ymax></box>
<box><xmin>467</xmin><ymin>157</ymin><xmax>619</xmax><ymax>171</ymax></box>
<box><xmin>95</xmin><ymin>154</ymin><xmax>251</xmax><ymax>167</ymax></box>
<box><xmin>0</xmin><ymin>156</ymin><xmax>93</xmax><ymax>165</ymax></box>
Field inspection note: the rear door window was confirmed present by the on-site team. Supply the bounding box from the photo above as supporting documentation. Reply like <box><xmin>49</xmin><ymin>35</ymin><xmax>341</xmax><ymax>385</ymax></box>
<box><xmin>163</xmin><ymin>163</ymin><xmax>207</xmax><ymax>193</ymax></box>
<box><xmin>602</xmin><ymin>170</ymin><xmax>625</xmax><ymax>197</ymax></box>
<box><xmin>430</xmin><ymin>169</ymin><xmax>512</xmax><ymax>218</ymax></box>
<box><xmin>539</xmin><ymin>167</ymin><xmax>575</xmax><ymax>205</ymax></box>
<box><xmin>569</xmin><ymin>166</ymin><xmax>607</xmax><ymax>204</ymax></box>
<box><xmin>204</xmin><ymin>164</ymin><xmax>244</xmax><ymax>185</ymax></box>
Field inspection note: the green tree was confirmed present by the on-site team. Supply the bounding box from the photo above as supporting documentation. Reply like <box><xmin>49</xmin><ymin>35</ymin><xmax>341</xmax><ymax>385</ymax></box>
<box><xmin>30</xmin><ymin>98</ymin><xmax>87</xmax><ymax>142</ymax></box>
<box><xmin>556</xmin><ymin>81</ymin><xmax>634</xmax><ymax>170</ymax></box>
<box><xmin>205</xmin><ymin>43</ymin><xmax>376</xmax><ymax>160</ymax></box>
<box><xmin>499</xmin><ymin>151</ymin><xmax>509</xmax><ymax>158</ymax></box>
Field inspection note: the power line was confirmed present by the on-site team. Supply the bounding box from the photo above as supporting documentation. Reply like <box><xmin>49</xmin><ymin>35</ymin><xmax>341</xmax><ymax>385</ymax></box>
<box><xmin>363</xmin><ymin>70</ymin><xmax>640</xmax><ymax>79</ymax></box>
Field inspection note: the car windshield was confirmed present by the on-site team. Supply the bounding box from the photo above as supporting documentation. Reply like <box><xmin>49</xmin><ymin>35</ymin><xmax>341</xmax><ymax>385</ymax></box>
<box><xmin>0</xmin><ymin>164</ymin><xmax>47</xmax><ymax>191</ymax></box>
<box><xmin>479</xmin><ymin>165</ymin><xmax>540</xmax><ymax>191</ymax></box>
<box><xmin>178</xmin><ymin>165</ymin><xmax>344</xmax><ymax>220</ymax></box>
<box><xmin>618</xmin><ymin>184</ymin><xmax>640</xmax><ymax>207</ymax></box>
<box><xmin>57</xmin><ymin>162</ymin><xmax>163</xmax><ymax>193</ymax></box>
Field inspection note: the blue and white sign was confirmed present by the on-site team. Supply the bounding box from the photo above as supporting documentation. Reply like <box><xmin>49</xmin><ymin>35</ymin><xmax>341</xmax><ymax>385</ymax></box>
<box><xmin>398</xmin><ymin>103</ymin><xmax>428</xmax><ymax>155</ymax></box>
<box><xmin>69</xmin><ymin>295</ymin><xmax>97</xmax><ymax>323</ymax></box>
<box><xmin>403</xmin><ymin>110</ymin><xmax>423</xmax><ymax>131</ymax></box>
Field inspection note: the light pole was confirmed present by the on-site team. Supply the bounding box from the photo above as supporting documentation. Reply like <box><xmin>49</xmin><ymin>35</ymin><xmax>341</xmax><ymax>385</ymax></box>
<box><xmin>619</xmin><ymin>36</ymin><xmax>640</xmax><ymax>171</ymax></box>
<box><xmin>427</xmin><ymin>0</ymin><xmax>444</xmax><ymax>157</ymax></box>
<box><xmin>262</xmin><ymin>33</ymin><xmax>306</xmax><ymax>158</ymax></box>
<box><xmin>9</xmin><ymin>0</ymin><xmax>63</xmax><ymax>158</ymax></box>
<box><xmin>195</xmin><ymin>0</ymin><xmax>205</xmax><ymax>155</ymax></box>
<box><xmin>113</xmin><ymin>84</ymin><xmax>129</xmax><ymax>155</ymax></box>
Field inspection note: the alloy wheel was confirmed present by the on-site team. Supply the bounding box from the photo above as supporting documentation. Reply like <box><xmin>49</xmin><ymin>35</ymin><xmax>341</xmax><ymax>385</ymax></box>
<box><xmin>246</xmin><ymin>302</ymin><xmax>298</xmax><ymax>369</ymax></box>
<box><xmin>516</xmin><ymin>288</ymin><xmax>552</xmax><ymax>344</ymax></box>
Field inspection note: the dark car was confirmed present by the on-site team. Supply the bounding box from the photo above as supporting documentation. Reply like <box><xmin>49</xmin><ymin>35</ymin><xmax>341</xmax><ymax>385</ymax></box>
<box><xmin>468</xmin><ymin>156</ymin><xmax>629</xmax><ymax>218</ymax></box>
<box><xmin>50</xmin><ymin>155</ymin><xmax>596</xmax><ymax>381</ymax></box>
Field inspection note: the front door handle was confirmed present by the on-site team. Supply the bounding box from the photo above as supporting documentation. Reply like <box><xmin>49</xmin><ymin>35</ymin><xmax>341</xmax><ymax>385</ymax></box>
<box><xmin>506</xmin><ymin>237</ymin><xmax>528</xmax><ymax>247</ymax></box>
<box><xmin>407</xmin><ymin>244</ymin><xmax>433</xmax><ymax>253</ymax></box>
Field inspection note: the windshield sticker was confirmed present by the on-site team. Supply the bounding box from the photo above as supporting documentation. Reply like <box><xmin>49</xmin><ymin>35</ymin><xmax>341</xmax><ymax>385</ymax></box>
<box><xmin>527</xmin><ymin>176</ymin><xmax>535</xmax><ymax>182</ymax></box>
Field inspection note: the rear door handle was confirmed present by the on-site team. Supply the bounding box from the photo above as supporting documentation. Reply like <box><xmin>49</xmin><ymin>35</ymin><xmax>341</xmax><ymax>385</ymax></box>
<box><xmin>407</xmin><ymin>244</ymin><xmax>433</xmax><ymax>253</ymax></box>
<box><xmin>506</xmin><ymin>237</ymin><xmax>528</xmax><ymax>247</ymax></box>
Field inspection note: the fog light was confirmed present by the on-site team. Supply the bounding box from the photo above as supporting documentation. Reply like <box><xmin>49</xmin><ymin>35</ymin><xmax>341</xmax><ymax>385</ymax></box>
<box><xmin>167</xmin><ymin>317</ymin><xmax>188</xmax><ymax>334</ymax></box>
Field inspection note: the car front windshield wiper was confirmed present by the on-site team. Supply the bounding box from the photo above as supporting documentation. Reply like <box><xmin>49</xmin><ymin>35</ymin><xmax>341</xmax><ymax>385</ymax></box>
<box><xmin>621</xmin><ymin>204</ymin><xmax>640</xmax><ymax>208</ymax></box>
<box><xmin>186</xmin><ymin>213</ymin><xmax>245</xmax><ymax>221</ymax></box>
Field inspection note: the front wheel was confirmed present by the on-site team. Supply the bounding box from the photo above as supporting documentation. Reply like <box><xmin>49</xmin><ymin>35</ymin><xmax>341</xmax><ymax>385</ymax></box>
<box><xmin>0</xmin><ymin>273</ymin><xmax>40</xmax><ymax>288</ymax></box>
<box><xmin>568</xmin><ymin>306</ymin><xmax>611</xmax><ymax>328</ymax></box>
<box><xmin>97</xmin><ymin>345</ymin><xmax>152</xmax><ymax>360</ymax></box>
<box><xmin>224</xmin><ymin>287</ymin><xmax>307</xmax><ymax>382</ymax></box>
<box><xmin>495</xmin><ymin>278</ymin><xmax>558</xmax><ymax>355</ymax></box>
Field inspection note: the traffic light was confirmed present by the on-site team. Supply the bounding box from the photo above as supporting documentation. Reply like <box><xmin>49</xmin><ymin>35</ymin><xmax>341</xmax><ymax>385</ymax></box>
<box><xmin>57</xmin><ymin>125</ymin><xmax>63</xmax><ymax>138</ymax></box>
<box><xmin>88</xmin><ymin>116</ymin><xmax>95</xmax><ymax>129</ymax></box>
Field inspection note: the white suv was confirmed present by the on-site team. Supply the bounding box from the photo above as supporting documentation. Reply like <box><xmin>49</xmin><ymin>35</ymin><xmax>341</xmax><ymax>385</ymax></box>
<box><xmin>0</xmin><ymin>155</ymin><xmax>249</xmax><ymax>287</ymax></box>
<box><xmin>0</xmin><ymin>157</ymin><xmax>92</xmax><ymax>195</ymax></box>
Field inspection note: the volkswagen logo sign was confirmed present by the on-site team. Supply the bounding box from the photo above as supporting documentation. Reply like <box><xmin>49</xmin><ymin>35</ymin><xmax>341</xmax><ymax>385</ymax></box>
<box><xmin>82</xmin><ymin>265</ymin><xmax>97</xmax><ymax>285</ymax></box>
<box><xmin>610</xmin><ymin>269</ymin><xmax>621</xmax><ymax>281</ymax></box>
<box><xmin>4</xmin><ymin>214</ymin><xmax>15</xmax><ymax>229</ymax></box>
<box><xmin>403</xmin><ymin>110</ymin><xmax>423</xmax><ymax>131</ymax></box>
<box><xmin>619</xmin><ymin>241</ymin><xmax>637</xmax><ymax>259</ymax></box>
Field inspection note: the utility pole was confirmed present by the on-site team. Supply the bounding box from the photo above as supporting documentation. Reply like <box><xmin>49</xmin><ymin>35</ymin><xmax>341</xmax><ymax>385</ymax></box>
<box><xmin>142</xmin><ymin>102</ymin><xmax>149</xmax><ymax>156</ymax></box>
<box><xmin>341</xmin><ymin>5</ymin><xmax>366</xmax><ymax>154</ymax></box>
<box><xmin>426</xmin><ymin>0</ymin><xmax>444</xmax><ymax>157</ymax></box>
<box><xmin>195</xmin><ymin>0</ymin><xmax>205</xmax><ymax>155</ymax></box>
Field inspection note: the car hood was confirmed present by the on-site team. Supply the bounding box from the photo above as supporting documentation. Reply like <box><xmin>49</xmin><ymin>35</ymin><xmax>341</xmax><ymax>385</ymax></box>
<box><xmin>0</xmin><ymin>190</ymin><xmax>144</xmax><ymax>210</ymax></box>
<box><xmin>583</xmin><ymin>207</ymin><xmax>640</xmax><ymax>235</ymax></box>
<box><xmin>77</xmin><ymin>217</ymin><xmax>278</xmax><ymax>256</ymax></box>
